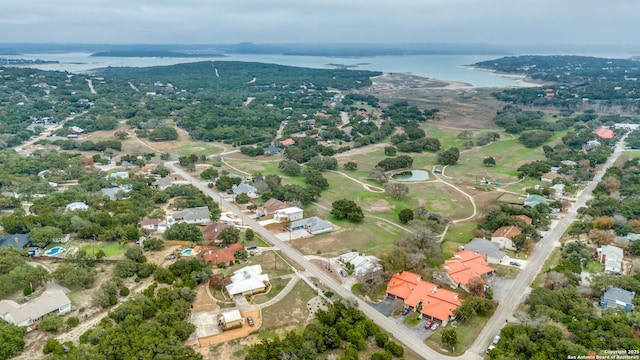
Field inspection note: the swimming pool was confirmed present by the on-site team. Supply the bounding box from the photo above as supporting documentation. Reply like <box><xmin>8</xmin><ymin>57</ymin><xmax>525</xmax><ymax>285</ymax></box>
<box><xmin>181</xmin><ymin>249</ymin><xmax>194</xmax><ymax>256</ymax></box>
<box><xmin>45</xmin><ymin>247</ymin><xmax>65</xmax><ymax>256</ymax></box>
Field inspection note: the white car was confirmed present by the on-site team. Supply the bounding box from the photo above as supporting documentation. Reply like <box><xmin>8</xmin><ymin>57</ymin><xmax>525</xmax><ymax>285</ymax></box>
<box><xmin>492</xmin><ymin>335</ymin><xmax>501</xmax><ymax>345</ymax></box>
<box><xmin>486</xmin><ymin>345</ymin><xmax>495</xmax><ymax>354</ymax></box>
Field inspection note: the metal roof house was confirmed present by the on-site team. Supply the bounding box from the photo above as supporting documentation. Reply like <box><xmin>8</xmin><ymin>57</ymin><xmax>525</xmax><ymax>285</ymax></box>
<box><xmin>169</xmin><ymin>206</ymin><xmax>211</xmax><ymax>225</ymax></box>
<box><xmin>463</xmin><ymin>238</ymin><xmax>507</xmax><ymax>264</ymax></box>
<box><xmin>0</xmin><ymin>234</ymin><xmax>30</xmax><ymax>250</ymax></box>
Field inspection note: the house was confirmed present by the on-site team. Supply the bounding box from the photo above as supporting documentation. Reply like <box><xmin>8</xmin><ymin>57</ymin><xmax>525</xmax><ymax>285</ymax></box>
<box><xmin>551</xmin><ymin>183</ymin><xmax>566</xmax><ymax>198</ymax></box>
<box><xmin>203</xmin><ymin>243</ymin><xmax>244</xmax><ymax>266</ymax></box>
<box><xmin>289</xmin><ymin>217</ymin><xmax>333</xmax><ymax>235</ymax></box>
<box><xmin>524</xmin><ymin>194</ymin><xmax>547</xmax><ymax>208</ymax></box>
<box><xmin>517</xmin><ymin>215</ymin><xmax>533</xmax><ymax>226</ymax></box>
<box><xmin>152</xmin><ymin>176</ymin><xmax>178</xmax><ymax>190</ymax></box>
<box><xmin>262</xmin><ymin>198</ymin><xmax>294</xmax><ymax>215</ymax></box>
<box><xmin>65</xmin><ymin>202</ymin><xmax>89</xmax><ymax>211</ymax></box>
<box><xmin>169</xmin><ymin>206</ymin><xmax>211</xmax><ymax>225</ymax></box>
<box><xmin>338</xmin><ymin>252</ymin><xmax>383</xmax><ymax>277</ymax></box>
<box><xmin>598</xmin><ymin>245</ymin><xmax>624</xmax><ymax>274</ymax></box>
<box><xmin>232</xmin><ymin>183</ymin><xmax>258</xmax><ymax>198</ymax></box>
<box><xmin>0</xmin><ymin>289</ymin><xmax>71</xmax><ymax>330</ymax></box>
<box><xmin>140</xmin><ymin>164</ymin><xmax>157</xmax><ymax>174</ymax></box>
<box><xmin>225</xmin><ymin>265</ymin><xmax>270</xmax><ymax>296</ymax></box>
<box><xmin>262</xmin><ymin>145</ymin><xmax>281</xmax><ymax>156</ymax></box>
<box><xmin>69</xmin><ymin>126</ymin><xmax>84</xmax><ymax>134</ymax></box>
<box><xmin>593</xmin><ymin>128</ymin><xmax>615</xmax><ymax>139</ymax></box>
<box><xmin>600</xmin><ymin>286</ymin><xmax>635</xmax><ymax>312</ymax></box>
<box><xmin>217</xmin><ymin>309</ymin><xmax>243</xmax><ymax>330</ymax></box>
<box><xmin>201</xmin><ymin>223</ymin><xmax>231</xmax><ymax>244</ymax></box>
<box><xmin>541</xmin><ymin>172</ymin><xmax>560</xmax><ymax>183</ymax></box>
<box><xmin>463</xmin><ymin>238</ymin><xmax>507</xmax><ymax>264</ymax></box>
<box><xmin>101</xmin><ymin>187</ymin><xmax>130</xmax><ymax>201</ymax></box>
<box><xmin>561</xmin><ymin>160</ymin><xmax>578</xmax><ymax>168</ymax></box>
<box><xmin>442</xmin><ymin>250</ymin><xmax>495</xmax><ymax>291</ymax></box>
<box><xmin>139</xmin><ymin>218</ymin><xmax>160</xmax><ymax>232</ymax></box>
<box><xmin>280</xmin><ymin>138</ymin><xmax>295</xmax><ymax>147</ymax></box>
<box><xmin>491</xmin><ymin>226</ymin><xmax>521</xmax><ymax>250</ymax></box>
<box><xmin>274</xmin><ymin>207</ymin><xmax>304</xmax><ymax>222</ymax></box>
<box><xmin>107</xmin><ymin>171</ymin><xmax>129</xmax><ymax>180</ymax></box>
<box><xmin>0</xmin><ymin>234</ymin><xmax>30</xmax><ymax>250</ymax></box>
<box><xmin>585</xmin><ymin>140</ymin><xmax>601</xmax><ymax>150</ymax></box>
<box><xmin>386</xmin><ymin>271</ymin><xmax>461</xmax><ymax>325</ymax></box>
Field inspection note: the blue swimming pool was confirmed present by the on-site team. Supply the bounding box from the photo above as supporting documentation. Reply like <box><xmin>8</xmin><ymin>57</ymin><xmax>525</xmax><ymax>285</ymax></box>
<box><xmin>181</xmin><ymin>249</ymin><xmax>193</xmax><ymax>256</ymax></box>
<box><xmin>45</xmin><ymin>247</ymin><xmax>65</xmax><ymax>256</ymax></box>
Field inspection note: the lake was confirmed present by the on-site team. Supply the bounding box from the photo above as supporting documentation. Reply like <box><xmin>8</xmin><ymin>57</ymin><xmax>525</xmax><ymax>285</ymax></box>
<box><xmin>1</xmin><ymin>52</ymin><xmax>636</xmax><ymax>88</ymax></box>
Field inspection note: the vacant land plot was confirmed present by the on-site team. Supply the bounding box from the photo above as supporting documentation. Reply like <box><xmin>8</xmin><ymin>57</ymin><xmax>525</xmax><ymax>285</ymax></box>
<box><xmin>260</xmin><ymin>280</ymin><xmax>317</xmax><ymax>331</ymax></box>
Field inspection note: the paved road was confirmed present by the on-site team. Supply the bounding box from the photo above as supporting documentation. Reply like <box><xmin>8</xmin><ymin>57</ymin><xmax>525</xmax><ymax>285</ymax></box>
<box><xmin>166</xmin><ymin>162</ymin><xmax>477</xmax><ymax>360</ymax></box>
<box><xmin>467</xmin><ymin>134</ymin><xmax>628</xmax><ymax>355</ymax></box>
<box><xmin>168</xmin><ymin>134</ymin><xmax>626</xmax><ymax>360</ymax></box>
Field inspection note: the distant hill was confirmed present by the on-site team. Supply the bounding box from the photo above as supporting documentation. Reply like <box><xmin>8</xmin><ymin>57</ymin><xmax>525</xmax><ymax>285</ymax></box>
<box><xmin>91</xmin><ymin>50</ymin><xmax>224</xmax><ymax>58</ymax></box>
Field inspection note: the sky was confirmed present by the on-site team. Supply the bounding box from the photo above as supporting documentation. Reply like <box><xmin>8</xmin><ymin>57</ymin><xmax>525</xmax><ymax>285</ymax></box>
<box><xmin>0</xmin><ymin>0</ymin><xmax>638</xmax><ymax>46</ymax></box>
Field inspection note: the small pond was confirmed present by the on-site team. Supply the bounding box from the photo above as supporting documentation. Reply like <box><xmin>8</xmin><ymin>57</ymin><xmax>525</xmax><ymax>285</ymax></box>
<box><xmin>392</xmin><ymin>170</ymin><xmax>430</xmax><ymax>181</ymax></box>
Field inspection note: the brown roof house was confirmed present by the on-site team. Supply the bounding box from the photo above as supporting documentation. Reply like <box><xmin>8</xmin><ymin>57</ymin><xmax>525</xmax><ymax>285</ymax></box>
<box><xmin>201</xmin><ymin>223</ymin><xmax>231</xmax><ymax>245</ymax></box>
<box><xmin>491</xmin><ymin>226</ymin><xmax>521</xmax><ymax>250</ymax></box>
<box><xmin>203</xmin><ymin>243</ymin><xmax>244</xmax><ymax>266</ymax></box>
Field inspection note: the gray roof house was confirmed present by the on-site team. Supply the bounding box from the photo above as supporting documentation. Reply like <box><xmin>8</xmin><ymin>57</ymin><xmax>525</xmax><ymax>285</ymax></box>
<box><xmin>232</xmin><ymin>183</ymin><xmax>257</xmax><ymax>198</ymax></box>
<box><xmin>463</xmin><ymin>238</ymin><xmax>507</xmax><ymax>264</ymax></box>
<box><xmin>169</xmin><ymin>206</ymin><xmax>211</xmax><ymax>225</ymax></box>
<box><xmin>290</xmin><ymin>217</ymin><xmax>333</xmax><ymax>235</ymax></box>
<box><xmin>152</xmin><ymin>176</ymin><xmax>178</xmax><ymax>190</ymax></box>
<box><xmin>0</xmin><ymin>289</ymin><xmax>72</xmax><ymax>329</ymax></box>
<box><xmin>599</xmin><ymin>245</ymin><xmax>624</xmax><ymax>274</ymax></box>
<box><xmin>101</xmin><ymin>187</ymin><xmax>130</xmax><ymax>201</ymax></box>
<box><xmin>600</xmin><ymin>286</ymin><xmax>635</xmax><ymax>312</ymax></box>
<box><xmin>0</xmin><ymin>234</ymin><xmax>30</xmax><ymax>250</ymax></box>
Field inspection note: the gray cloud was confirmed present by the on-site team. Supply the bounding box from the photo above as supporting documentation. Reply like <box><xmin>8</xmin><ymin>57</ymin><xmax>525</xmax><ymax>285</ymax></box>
<box><xmin>0</xmin><ymin>0</ymin><xmax>637</xmax><ymax>45</ymax></box>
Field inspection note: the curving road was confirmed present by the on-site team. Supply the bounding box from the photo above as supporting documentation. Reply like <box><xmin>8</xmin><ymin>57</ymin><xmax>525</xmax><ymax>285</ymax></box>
<box><xmin>167</xmin><ymin>134</ymin><xmax>625</xmax><ymax>360</ymax></box>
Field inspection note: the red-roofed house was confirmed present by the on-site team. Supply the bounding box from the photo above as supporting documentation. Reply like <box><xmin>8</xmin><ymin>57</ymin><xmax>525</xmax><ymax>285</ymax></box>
<box><xmin>491</xmin><ymin>226</ymin><xmax>521</xmax><ymax>250</ymax></box>
<box><xmin>442</xmin><ymin>250</ymin><xmax>494</xmax><ymax>291</ymax></box>
<box><xmin>386</xmin><ymin>271</ymin><xmax>461</xmax><ymax>324</ymax></box>
<box><xmin>203</xmin><ymin>243</ymin><xmax>244</xmax><ymax>266</ymax></box>
<box><xmin>541</xmin><ymin>172</ymin><xmax>560</xmax><ymax>183</ymax></box>
<box><xmin>280</xmin><ymin>138</ymin><xmax>295</xmax><ymax>147</ymax></box>
<box><xmin>593</xmin><ymin>128</ymin><xmax>615</xmax><ymax>139</ymax></box>
<box><xmin>518</xmin><ymin>215</ymin><xmax>533</xmax><ymax>225</ymax></box>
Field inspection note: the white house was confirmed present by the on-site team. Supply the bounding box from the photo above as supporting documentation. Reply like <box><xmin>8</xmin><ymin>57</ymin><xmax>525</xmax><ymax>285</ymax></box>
<box><xmin>66</xmin><ymin>202</ymin><xmax>89</xmax><ymax>211</ymax></box>
<box><xmin>225</xmin><ymin>265</ymin><xmax>270</xmax><ymax>296</ymax></box>
<box><xmin>598</xmin><ymin>245</ymin><xmax>624</xmax><ymax>274</ymax></box>
<box><xmin>169</xmin><ymin>206</ymin><xmax>211</xmax><ymax>225</ymax></box>
<box><xmin>274</xmin><ymin>207</ymin><xmax>304</xmax><ymax>222</ymax></box>
<box><xmin>0</xmin><ymin>290</ymin><xmax>71</xmax><ymax>330</ymax></box>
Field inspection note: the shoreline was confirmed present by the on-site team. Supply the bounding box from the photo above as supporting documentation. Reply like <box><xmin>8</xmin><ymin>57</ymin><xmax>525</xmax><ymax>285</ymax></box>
<box><xmin>371</xmin><ymin>72</ymin><xmax>473</xmax><ymax>89</ymax></box>
<box><xmin>461</xmin><ymin>65</ymin><xmax>544</xmax><ymax>87</ymax></box>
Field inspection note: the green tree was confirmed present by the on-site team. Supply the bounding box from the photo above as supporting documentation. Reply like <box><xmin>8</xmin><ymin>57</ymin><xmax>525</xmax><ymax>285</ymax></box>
<box><xmin>0</xmin><ymin>319</ymin><xmax>25</xmax><ymax>359</ymax></box>
<box><xmin>39</xmin><ymin>314</ymin><xmax>63</xmax><ymax>333</ymax></box>
<box><xmin>437</xmin><ymin>147</ymin><xmax>460</xmax><ymax>165</ymax></box>
<box><xmin>344</xmin><ymin>161</ymin><xmax>358</xmax><ymax>171</ymax></box>
<box><xmin>165</xmin><ymin>223</ymin><xmax>204</xmax><ymax>243</ymax></box>
<box><xmin>483</xmin><ymin>156</ymin><xmax>496</xmax><ymax>166</ymax></box>
<box><xmin>219</xmin><ymin>227</ymin><xmax>240</xmax><ymax>245</ymax></box>
<box><xmin>441</xmin><ymin>328</ymin><xmax>458</xmax><ymax>350</ymax></box>
<box><xmin>143</xmin><ymin>238</ymin><xmax>164</xmax><ymax>251</ymax></box>
<box><xmin>245</xmin><ymin>228</ymin><xmax>255</xmax><ymax>242</ymax></box>
<box><xmin>384</xmin><ymin>146</ymin><xmax>397</xmax><ymax>156</ymax></box>
<box><xmin>235</xmin><ymin>193</ymin><xmax>250</xmax><ymax>204</ymax></box>
<box><xmin>28</xmin><ymin>226</ymin><xmax>63</xmax><ymax>247</ymax></box>
<box><xmin>124</xmin><ymin>246</ymin><xmax>146</xmax><ymax>263</ymax></box>
<box><xmin>398</xmin><ymin>208</ymin><xmax>414</xmax><ymax>224</ymax></box>
<box><xmin>331</xmin><ymin>199</ymin><xmax>364</xmax><ymax>222</ymax></box>
<box><xmin>278</xmin><ymin>159</ymin><xmax>301</xmax><ymax>176</ymax></box>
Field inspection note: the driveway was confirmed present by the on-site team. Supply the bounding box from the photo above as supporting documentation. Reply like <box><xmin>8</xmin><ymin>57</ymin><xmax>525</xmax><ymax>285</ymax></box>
<box><xmin>371</xmin><ymin>297</ymin><xmax>396</xmax><ymax>317</ymax></box>
<box><xmin>490</xmin><ymin>277</ymin><xmax>516</xmax><ymax>304</ymax></box>
<box><xmin>372</xmin><ymin>297</ymin><xmax>437</xmax><ymax>341</ymax></box>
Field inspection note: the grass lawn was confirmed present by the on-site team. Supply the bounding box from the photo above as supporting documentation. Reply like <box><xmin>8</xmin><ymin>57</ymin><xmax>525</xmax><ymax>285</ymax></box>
<box><xmin>79</xmin><ymin>241</ymin><xmax>128</xmax><ymax>258</ymax></box>
<box><xmin>351</xmin><ymin>283</ymin><xmax>387</xmax><ymax>302</ymax></box>
<box><xmin>252</xmin><ymin>277</ymin><xmax>290</xmax><ymax>303</ymax></box>
<box><xmin>174</xmin><ymin>143</ymin><xmax>224</xmax><ymax>157</ymax></box>
<box><xmin>219</xmin><ymin>250</ymin><xmax>295</xmax><ymax>278</ymax></box>
<box><xmin>426</xmin><ymin>314</ymin><xmax>492</xmax><ymax>356</ymax></box>
<box><xmin>442</xmin><ymin>223</ymin><xmax>478</xmax><ymax>259</ymax></box>
<box><xmin>586</xmin><ymin>260</ymin><xmax>604</xmax><ymax>273</ymax></box>
<box><xmin>492</xmin><ymin>264</ymin><xmax>521</xmax><ymax>279</ymax></box>
<box><xmin>261</xmin><ymin>280</ymin><xmax>318</xmax><ymax>331</ymax></box>
<box><xmin>404</xmin><ymin>312</ymin><xmax>422</xmax><ymax>326</ymax></box>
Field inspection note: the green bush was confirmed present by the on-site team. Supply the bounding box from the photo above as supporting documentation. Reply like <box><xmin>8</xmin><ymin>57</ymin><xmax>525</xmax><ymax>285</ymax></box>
<box><xmin>120</xmin><ymin>287</ymin><xmax>130</xmax><ymax>297</ymax></box>
<box><xmin>65</xmin><ymin>316</ymin><xmax>79</xmax><ymax>329</ymax></box>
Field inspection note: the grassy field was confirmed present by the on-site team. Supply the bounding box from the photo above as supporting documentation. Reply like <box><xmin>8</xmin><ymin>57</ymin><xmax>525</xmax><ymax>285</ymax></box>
<box><xmin>425</xmin><ymin>313</ymin><xmax>493</xmax><ymax>356</ymax></box>
<box><xmin>442</xmin><ymin>222</ymin><xmax>478</xmax><ymax>258</ymax></box>
<box><xmin>252</xmin><ymin>277</ymin><xmax>290</xmax><ymax>303</ymax></box>
<box><xmin>79</xmin><ymin>241</ymin><xmax>128</xmax><ymax>258</ymax></box>
<box><xmin>531</xmin><ymin>247</ymin><xmax>562</xmax><ymax>288</ymax></box>
<box><xmin>260</xmin><ymin>280</ymin><xmax>318</xmax><ymax>331</ymax></box>
<box><xmin>219</xmin><ymin>250</ymin><xmax>295</xmax><ymax>278</ymax></box>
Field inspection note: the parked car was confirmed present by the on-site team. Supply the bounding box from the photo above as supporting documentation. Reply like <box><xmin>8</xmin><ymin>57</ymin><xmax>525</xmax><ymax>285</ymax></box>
<box><xmin>486</xmin><ymin>345</ymin><xmax>495</xmax><ymax>354</ymax></box>
<box><xmin>509</xmin><ymin>261</ymin><xmax>521</xmax><ymax>267</ymax></box>
<box><xmin>430</xmin><ymin>323</ymin><xmax>440</xmax><ymax>331</ymax></box>
<box><xmin>492</xmin><ymin>335</ymin><xmax>501</xmax><ymax>345</ymax></box>
<box><xmin>340</xmin><ymin>270</ymin><xmax>348</xmax><ymax>277</ymax></box>
<box><xmin>247</xmin><ymin>316</ymin><xmax>254</xmax><ymax>327</ymax></box>
<box><xmin>425</xmin><ymin>320</ymin><xmax>435</xmax><ymax>329</ymax></box>
<box><xmin>401</xmin><ymin>308</ymin><xmax>410</xmax><ymax>316</ymax></box>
